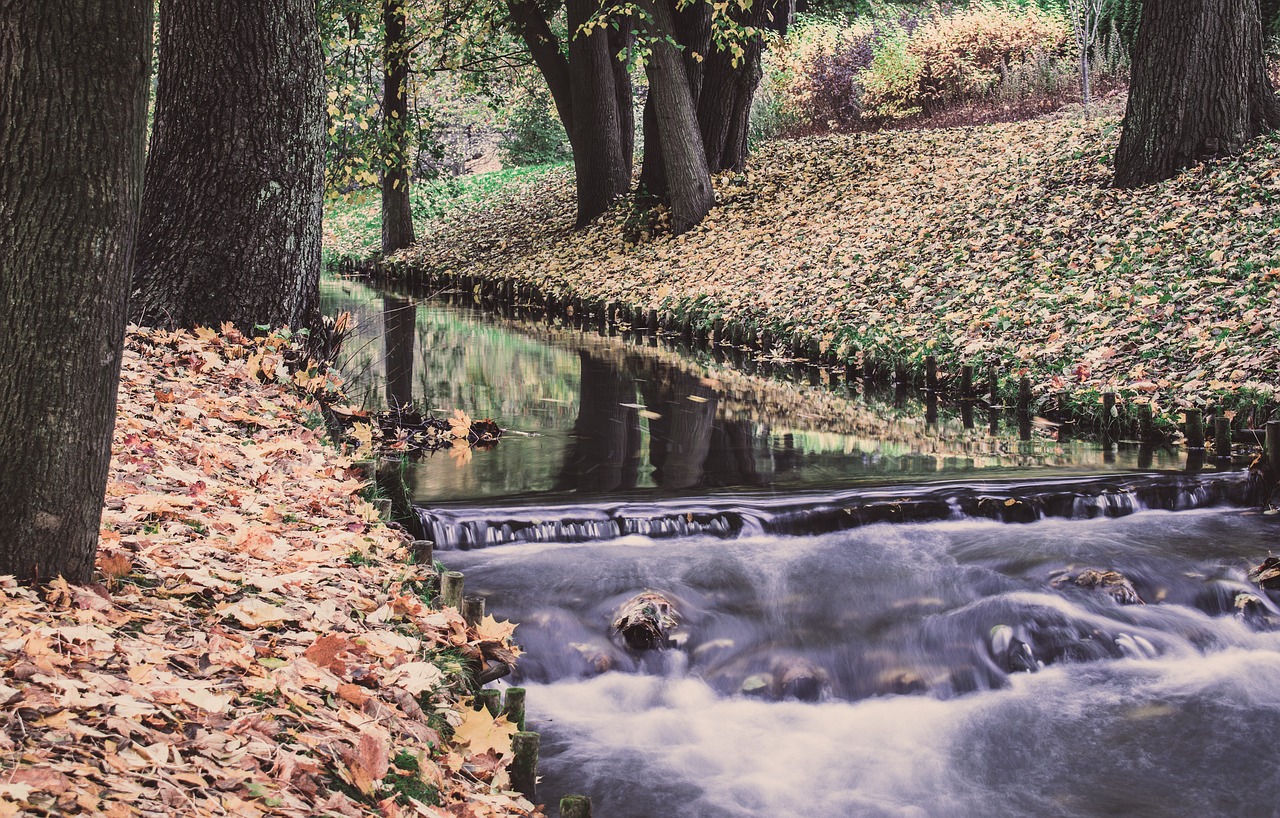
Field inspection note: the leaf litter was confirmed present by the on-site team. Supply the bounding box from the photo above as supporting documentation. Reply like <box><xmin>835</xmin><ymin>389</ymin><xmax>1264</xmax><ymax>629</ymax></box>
<box><xmin>0</xmin><ymin>326</ymin><xmax>538</xmax><ymax>818</ymax></box>
<box><xmin>371</xmin><ymin>107</ymin><xmax>1280</xmax><ymax>424</ymax></box>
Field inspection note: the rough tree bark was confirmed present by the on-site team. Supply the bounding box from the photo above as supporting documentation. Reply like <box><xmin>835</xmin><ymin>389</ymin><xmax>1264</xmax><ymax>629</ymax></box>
<box><xmin>382</xmin><ymin>0</ymin><xmax>416</xmax><ymax>254</ymax></box>
<box><xmin>637</xmin><ymin>0</ymin><xmax>714</xmax><ymax>234</ymax></box>
<box><xmin>696</xmin><ymin>1</ymin><xmax>768</xmax><ymax>172</ymax></box>
<box><xmin>131</xmin><ymin>0</ymin><xmax>326</xmax><ymax>330</ymax></box>
<box><xmin>566</xmin><ymin>0</ymin><xmax>633</xmax><ymax>225</ymax></box>
<box><xmin>640</xmin><ymin>0</ymin><xmax>710</xmax><ymax>196</ymax></box>
<box><xmin>0</xmin><ymin>0</ymin><xmax>151</xmax><ymax>584</ymax></box>
<box><xmin>1114</xmin><ymin>0</ymin><xmax>1280</xmax><ymax>188</ymax></box>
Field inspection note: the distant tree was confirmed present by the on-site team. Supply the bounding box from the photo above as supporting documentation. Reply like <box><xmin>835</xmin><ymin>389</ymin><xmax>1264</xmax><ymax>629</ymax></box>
<box><xmin>131</xmin><ymin>0</ymin><xmax>326</xmax><ymax>330</ymax></box>
<box><xmin>1068</xmin><ymin>0</ymin><xmax>1104</xmax><ymax>117</ymax></box>
<box><xmin>1114</xmin><ymin>0</ymin><xmax>1280</xmax><ymax>187</ymax></box>
<box><xmin>382</xmin><ymin>0</ymin><xmax>417</xmax><ymax>254</ymax></box>
<box><xmin>0</xmin><ymin>0</ymin><xmax>151</xmax><ymax>583</ymax></box>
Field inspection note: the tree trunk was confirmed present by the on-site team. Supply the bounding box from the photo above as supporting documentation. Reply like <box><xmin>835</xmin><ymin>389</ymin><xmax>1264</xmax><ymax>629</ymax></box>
<box><xmin>638</xmin><ymin>95</ymin><xmax>667</xmax><ymax>197</ymax></box>
<box><xmin>0</xmin><ymin>0</ymin><xmax>151</xmax><ymax>584</ymax></box>
<box><xmin>381</xmin><ymin>0</ymin><xmax>416</xmax><ymax>255</ymax></box>
<box><xmin>132</xmin><ymin>0</ymin><xmax>325</xmax><ymax>330</ymax></box>
<box><xmin>638</xmin><ymin>0</ymin><xmax>714</xmax><ymax>234</ymax></box>
<box><xmin>640</xmin><ymin>0</ymin><xmax>707</xmax><ymax>196</ymax></box>
<box><xmin>698</xmin><ymin>9</ymin><xmax>766</xmax><ymax>172</ymax></box>
<box><xmin>1115</xmin><ymin>0</ymin><xmax>1280</xmax><ymax>188</ymax></box>
<box><xmin>610</xmin><ymin>25</ymin><xmax>636</xmax><ymax>170</ymax></box>
<box><xmin>566</xmin><ymin>0</ymin><xmax>632</xmax><ymax>225</ymax></box>
<box><xmin>507</xmin><ymin>0</ymin><xmax>574</xmax><ymax>138</ymax></box>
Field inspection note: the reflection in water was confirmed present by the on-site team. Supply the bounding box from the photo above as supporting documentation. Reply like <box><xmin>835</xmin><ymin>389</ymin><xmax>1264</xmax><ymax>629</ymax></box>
<box><xmin>557</xmin><ymin>352</ymin><xmax>641</xmax><ymax>493</ymax></box>
<box><xmin>321</xmin><ymin>276</ymin><xmax>1223</xmax><ymax>505</ymax></box>
<box><xmin>383</xmin><ymin>296</ymin><xmax>415</xmax><ymax>410</ymax></box>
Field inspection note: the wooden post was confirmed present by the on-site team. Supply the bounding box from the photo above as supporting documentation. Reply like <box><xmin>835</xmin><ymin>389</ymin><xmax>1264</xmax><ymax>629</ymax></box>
<box><xmin>463</xmin><ymin>594</ymin><xmax>485</xmax><ymax>627</ymax></box>
<box><xmin>560</xmin><ymin>796</ymin><xmax>592</xmax><ymax>818</ymax></box>
<box><xmin>1214</xmin><ymin>416</ymin><xmax>1232</xmax><ymax>459</ymax></box>
<box><xmin>1102</xmin><ymin>392</ymin><xmax>1116</xmax><ymax>441</ymax></box>
<box><xmin>412</xmin><ymin>539</ymin><xmax>434</xmax><ymax>567</ymax></box>
<box><xmin>502</xmin><ymin>687</ymin><xmax>527</xmax><ymax>731</ymax></box>
<box><xmin>1185</xmin><ymin>409</ymin><xmax>1204</xmax><ymax>449</ymax></box>
<box><xmin>925</xmin><ymin>355</ymin><xmax>938</xmax><ymax>392</ymax></box>
<box><xmin>373</xmin><ymin>498</ymin><xmax>392</xmax><ymax>522</ymax></box>
<box><xmin>510</xmin><ymin>731</ymin><xmax>539</xmax><ymax>801</ymax></box>
<box><xmin>1137</xmin><ymin>403</ymin><xmax>1152</xmax><ymax>442</ymax></box>
<box><xmin>441</xmin><ymin>571</ymin><xmax>464</xmax><ymax>610</ymax></box>
<box><xmin>1017</xmin><ymin>378</ymin><xmax>1032</xmax><ymax>418</ymax></box>
<box><xmin>1268</xmin><ymin>420</ymin><xmax>1280</xmax><ymax>472</ymax></box>
<box><xmin>476</xmin><ymin>689</ymin><xmax>501</xmax><ymax>716</ymax></box>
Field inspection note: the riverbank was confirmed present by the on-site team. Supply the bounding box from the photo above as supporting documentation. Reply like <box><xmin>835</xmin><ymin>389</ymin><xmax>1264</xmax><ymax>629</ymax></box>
<box><xmin>0</xmin><ymin>327</ymin><xmax>536</xmax><ymax>817</ymax></box>
<box><xmin>329</xmin><ymin>108</ymin><xmax>1280</xmax><ymax>431</ymax></box>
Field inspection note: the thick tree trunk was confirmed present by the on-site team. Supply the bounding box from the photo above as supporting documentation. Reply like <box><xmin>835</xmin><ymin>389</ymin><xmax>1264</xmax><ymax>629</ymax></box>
<box><xmin>638</xmin><ymin>0</ymin><xmax>714</xmax><ymax>234</ymax></box>
<box><xmin>701</xmin><ymin>44</ymin><xmax>764</xmax><ymax>171</ymax></box>
<box><xmin>609</xmin><ymin>25</ymin><xmax>636</xmax><ymax>170</ymax></box>
<box><xmin>132</xmin><ymin>0</ymin><xmax>325</xmax><ymax>330</ymax></box>
<box><xmin>640</xmin><ymin>1</ymin><xmax>708</xmax><ymax>196</ymax></box>
<box><xmin>507</xmin><ymin>0</ymin><xmax>574</xmax><ymax>138</ymax></box>
<box><xmin>639</xmin><ymin>95</ymin><xmax>667</xmax><ymax>197</ymax></box>
<box><xmin>697</xmin><ymin>2</ymin><xmax>766</xmax><ymax>172</ymax></box>
<box><xmin>0</xmin><ymin>0</ymin><xmax>151</xmax><ymax>584</ymax></box>
<box><xmin>381</xmin><ymin>0</ymin><xmax>416</xmax><ymax>255</ymax></box>
<box><xmin>1115</xmin><ymin>0</ymin><xmax>1280</xmax><ymax>188</ymax></box>
<box><xmin>566</xmin><ymin>0</ymin><xmax>632</xmax><ymax>225</ymax></box>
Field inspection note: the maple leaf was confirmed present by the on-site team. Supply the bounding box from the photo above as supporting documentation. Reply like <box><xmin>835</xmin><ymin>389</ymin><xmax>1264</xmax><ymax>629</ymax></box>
<box><xmin>304</xmin><ymin>633</ymin><xmax>357</xmax><ymax>674</ymax></box>
<box><xmin>452</xmin><ymin>709</ymin><xmax>519</xmax><ymax>758</ymax></box>
<box><xmin>386</xmin><ymin>661</ymin><xmax>443</xmax><ymax>695</ymax></box>
<box><xmin>447</xmin><ymin>408</ymin><xmax>473</xmax><ymax>439</ymax></box>
<box><xmin>472</xmin><ymin>614</ymin><xmax>517</xmax><ymax>644</ymax></box>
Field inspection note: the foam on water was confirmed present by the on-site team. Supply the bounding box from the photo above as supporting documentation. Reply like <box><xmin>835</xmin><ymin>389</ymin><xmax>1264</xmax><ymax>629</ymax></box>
<box><xmin>531</xmin><ymin>647</ymin><xmax>1280</xmax><ymax>817</ymax></box>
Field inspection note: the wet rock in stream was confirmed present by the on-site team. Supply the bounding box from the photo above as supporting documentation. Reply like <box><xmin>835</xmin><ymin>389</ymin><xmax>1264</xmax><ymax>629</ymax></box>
<box><xmin>612</xmin><ymin>591</ymin><xmax>680</xmax><ymax>651</ymax></box>
<box><xmin>1052</xmin><ymin>568</ymin><xmax>1144</xmax><ymax>605</ymax></box>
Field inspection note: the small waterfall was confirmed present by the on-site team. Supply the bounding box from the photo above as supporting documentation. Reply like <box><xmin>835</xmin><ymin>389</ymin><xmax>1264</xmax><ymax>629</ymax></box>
<box><xmin>418</xmin><ymin>470</ymin><xmax>1257</xmax><ymax>550</ymax></box>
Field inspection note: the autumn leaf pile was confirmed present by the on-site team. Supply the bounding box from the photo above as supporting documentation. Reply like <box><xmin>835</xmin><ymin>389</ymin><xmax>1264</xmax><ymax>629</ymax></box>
<box><xmin>369</xmin><ymin>108</ymin><xmax>1280</xmax><ymax>424</ymax></box>
<box><xmin>0</xmin><ymin>327</ymin><xmax>538</xmax><ymax>818</ymax></box>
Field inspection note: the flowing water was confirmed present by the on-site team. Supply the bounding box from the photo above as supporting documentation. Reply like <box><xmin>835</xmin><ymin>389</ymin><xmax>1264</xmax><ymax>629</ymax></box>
<box><xmin>322</xmin><ymin>276</ymin><xmax>1280</xmax><ymax>817</ymax></box>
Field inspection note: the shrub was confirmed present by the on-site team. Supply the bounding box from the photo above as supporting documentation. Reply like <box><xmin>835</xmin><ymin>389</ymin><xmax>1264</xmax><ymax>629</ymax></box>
<box><xmin>861</xmin><ymin>27</ymin><xmax>926</xmax><ymax>119</ymax></box>
<box><xmin>907</xmin><ymin>4</ymin><xmax>1068</xmax><ymax>114</ymax></box>
<box><xmin>803</xmin><ymin>27</ymin><xmax>880</xmax><ymax>127</ymax></box>
<box><xmin>499</xmin><ymin>86</ymin><xmax>570</xmax><ymax>168</ymax></box>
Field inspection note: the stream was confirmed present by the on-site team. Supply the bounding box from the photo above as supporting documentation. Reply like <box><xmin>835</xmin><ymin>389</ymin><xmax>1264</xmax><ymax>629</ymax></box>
<box><xmin>322</xmin><ymin>276</ymin><xmax>1280</xmax><ymax>817</ymax></box>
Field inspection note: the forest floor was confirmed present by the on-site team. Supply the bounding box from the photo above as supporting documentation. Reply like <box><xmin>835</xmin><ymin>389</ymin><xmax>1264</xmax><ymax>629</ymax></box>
<box><xmin>329</xmin><ymin>106</ymin><xmax>1280</xmax><ymax>429</ymax></box>
<box><xmin>0</xmin><ymin>327</ymin><xmax>536</xmax><ymax>818</ymax></box>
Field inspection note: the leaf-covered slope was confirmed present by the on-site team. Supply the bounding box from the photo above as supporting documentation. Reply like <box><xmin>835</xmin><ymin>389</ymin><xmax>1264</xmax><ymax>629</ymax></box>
<box><xmin>390</xmin><ymin>112</ymin><xmax>1280</xmax><ymax>419</ymax></box>
<box><xmin>0</xmin><ymin>327</ymin><xmax>536</xmax><ymax>818</ymax></box>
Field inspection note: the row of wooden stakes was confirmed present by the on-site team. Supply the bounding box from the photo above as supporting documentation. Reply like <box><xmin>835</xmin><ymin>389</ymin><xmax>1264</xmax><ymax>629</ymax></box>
<box><xmin>414</xmin><ymin>550</ymin><xmax>596</xmax><ymax>816</ymax></box>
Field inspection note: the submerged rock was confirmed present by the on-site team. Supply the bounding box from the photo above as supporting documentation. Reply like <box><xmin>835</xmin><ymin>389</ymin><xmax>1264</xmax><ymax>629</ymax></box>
<box><xmin>1052</xmin><ymin>569</ymin><xmax>1143</xmax><ymax>605</ymax></box>
<box><xmin>773</xmin><ymin>658</ymin><xmax>830</xmax><ymax>701</ymax></box>
<box><xmin>989</xmin><ymin>624</ymin><xmax>1041</xmax><ymax>674</ymax></box>
<box><xmin>612</xmin><ymin>591</ymin><xmax>679</xmax><ymax>651</ymax></box>
<box><xmin>1248</xmin><ymin>556</ymin><xmax>1280</xmax><ymax>591</ymax></box>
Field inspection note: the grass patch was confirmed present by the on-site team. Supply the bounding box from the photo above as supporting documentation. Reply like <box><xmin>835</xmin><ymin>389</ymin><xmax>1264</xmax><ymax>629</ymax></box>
<box><xmin>323</xmin><ymin>162</ymin><xmax>569</xmax><ymax>264</ymax></box>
